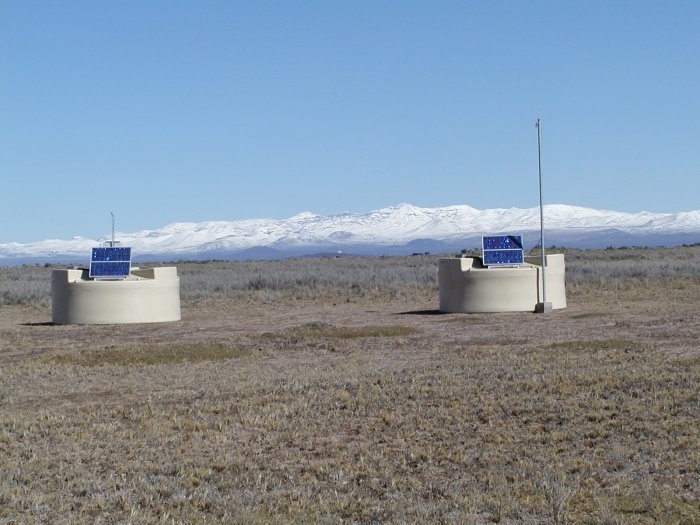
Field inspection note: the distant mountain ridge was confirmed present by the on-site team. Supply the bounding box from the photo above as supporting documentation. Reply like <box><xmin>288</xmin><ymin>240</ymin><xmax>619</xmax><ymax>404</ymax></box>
<box><xmin>1</xmin><ymin>203</ymin><xmax>699</xmax><ymax>263</ymax></box>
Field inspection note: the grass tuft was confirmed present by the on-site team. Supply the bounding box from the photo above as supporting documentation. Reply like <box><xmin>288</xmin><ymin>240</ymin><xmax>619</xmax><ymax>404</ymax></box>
<box><xmin>47</xmin><ymin>342</ymin><xmax>252</xmax><ymax>367</ymax></box>
<box><xmin>294</xmin><ymin>322</ymin><xmax>419</xmax><ymax>338</ymax></box>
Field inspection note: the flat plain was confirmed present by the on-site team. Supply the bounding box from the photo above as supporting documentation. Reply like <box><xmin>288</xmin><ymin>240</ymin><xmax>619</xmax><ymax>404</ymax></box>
<box><xmin>1</xmin><ymin>246</ymin><xmax>699</xmax><ymax>524</ymax></box>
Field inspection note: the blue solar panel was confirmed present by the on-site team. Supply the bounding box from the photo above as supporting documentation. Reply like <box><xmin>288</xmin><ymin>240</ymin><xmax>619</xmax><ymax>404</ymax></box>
<box><xmin>89</xmin><ymin>247</ymin><xmax>132</xmax><ymax>278</ymax></box>
<box><xmin>482</xmin><ymin>235</ymin><xmax>523</xmax><ymax>250</ymax></box>
<box><xmin>482</xmin><ymin>235</ymin><xmax>524</xmax><ymax>266</ymax></box>
<box><xmin>483</xmin><ymin>249</ymin><xmax>524</xmax><ymax>265</ymax></box>
<box><xmin>89</xmin><ymin>261</ymin><xmax>132</xmax><ymax>277</ymax></box>
<box><xmin>92</xmin><ymin>247</ymin><xmax>131</xmax><ymax>262</ymax></box>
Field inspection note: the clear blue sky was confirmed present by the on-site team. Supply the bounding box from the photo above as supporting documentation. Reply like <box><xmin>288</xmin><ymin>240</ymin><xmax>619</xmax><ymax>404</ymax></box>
<box><xmin>2</xmin><ymin>1</ymin><xmax>698</xmax><ymax>243</ymax></box>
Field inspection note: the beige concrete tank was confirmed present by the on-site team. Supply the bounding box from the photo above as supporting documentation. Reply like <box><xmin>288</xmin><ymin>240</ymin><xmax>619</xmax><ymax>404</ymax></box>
<box><xmin>438</xmin><ymin>254</ymin><xmax>566</xmax><ymax>313</ymax></box>
<box><xmin>51</xmin><ymin>266</ymin><xmax>181</xmax><ymax>324</ymax></box>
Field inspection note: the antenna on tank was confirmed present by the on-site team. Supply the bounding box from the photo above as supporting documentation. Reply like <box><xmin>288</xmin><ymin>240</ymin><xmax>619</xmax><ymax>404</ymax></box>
<box><xmin>104</xmin><ymin>212</ymin><xmax>121</xmax><ymax>248</ymax></box>
<box><xmin>111</xmin><ymin>211</ymin><xmax>116</xmax><ymax>247</ymax></box>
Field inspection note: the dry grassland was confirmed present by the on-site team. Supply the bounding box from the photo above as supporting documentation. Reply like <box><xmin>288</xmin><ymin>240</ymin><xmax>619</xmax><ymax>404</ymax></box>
<box><xmin>1</xmin><ymin>247</ymin><xmax>699</xmax><ymax>524</ymax></box>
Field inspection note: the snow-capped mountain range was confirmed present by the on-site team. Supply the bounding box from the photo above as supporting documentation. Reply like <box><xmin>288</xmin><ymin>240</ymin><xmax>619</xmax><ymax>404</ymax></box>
<box><xmin>1</xmin><ymin>203</ymin><xmax>699</xmax><ymax>263</ymax></box>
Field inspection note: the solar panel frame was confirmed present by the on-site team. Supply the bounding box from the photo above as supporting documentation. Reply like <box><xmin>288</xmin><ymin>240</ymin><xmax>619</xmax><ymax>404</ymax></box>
<box><xmin>482</xmin><ymin>235</ymin><xmax>524</xmax><ymax>266</ymax></box>
<box><xmin>89</xmin><ymin>247</ymin><xmax>132</xmax><ymax>279</ymax></box>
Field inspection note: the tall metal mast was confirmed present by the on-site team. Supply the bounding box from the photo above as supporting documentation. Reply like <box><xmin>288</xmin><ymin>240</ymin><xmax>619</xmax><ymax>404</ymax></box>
<box><xmin>535</xmin><ymin>119</ymin><xmax>551</xmax><ymax>313</ymax></box>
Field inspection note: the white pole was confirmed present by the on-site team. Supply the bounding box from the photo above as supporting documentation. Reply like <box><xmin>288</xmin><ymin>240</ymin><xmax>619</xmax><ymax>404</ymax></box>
<box><xmin>535</xmin><ymin>119</ymin><xmax>549</xmax><ymax>312</ymax></box>
<box><xmin>111</xmin><ymin>211</ymin><xmax>115</xmax><ymax>247</ymax></box>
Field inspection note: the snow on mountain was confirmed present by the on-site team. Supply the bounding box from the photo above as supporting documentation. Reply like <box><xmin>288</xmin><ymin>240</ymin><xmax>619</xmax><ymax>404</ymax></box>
<box><xmin>1</xmin><ymin>203</ymin><xmax>699</xmax><ymax>261</ymax></box>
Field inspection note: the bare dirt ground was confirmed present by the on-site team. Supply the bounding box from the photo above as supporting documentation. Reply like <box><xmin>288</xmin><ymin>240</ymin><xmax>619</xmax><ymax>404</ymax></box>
<box><xmin>1</xmin><ymin>257</ymin><xmax>698</xmax><ymax>524</ymax></box>
<box><xmin>4</xmin><ymin>280</ymin><xmax>698</xmax><ymax>364</ymax></box>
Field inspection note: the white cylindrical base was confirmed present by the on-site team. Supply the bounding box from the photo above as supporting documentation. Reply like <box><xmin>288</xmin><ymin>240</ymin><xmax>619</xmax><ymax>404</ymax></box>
<box><xmin>439</xmin><ymin>254</ymin><xmax>567</xmax><ymax>313</ymax></box>
<box><xmin>51</xmin><ymin>267</ymin><xmax>181</xmax><ymax>324</ymax></box>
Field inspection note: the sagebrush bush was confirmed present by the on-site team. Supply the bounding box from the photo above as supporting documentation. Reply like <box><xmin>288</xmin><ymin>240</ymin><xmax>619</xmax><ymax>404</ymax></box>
<box><xmin>177</xmin><ymin>256</ymin><xmax>438</xmax><ymax>301</ymax></box>
<box><xmin>563</xmin><ymin>245</ymin><xmax>700</xmax><ymax>295</ymax></box>
<box><xmin>1</xmin><ymin>246</ymin><xmax>698</xmax><ymax>305</ymax></box>
<box><xmin>0</xmin><ymin>264</ymin><xmax>52</xmax><ymax>306</ymax></box>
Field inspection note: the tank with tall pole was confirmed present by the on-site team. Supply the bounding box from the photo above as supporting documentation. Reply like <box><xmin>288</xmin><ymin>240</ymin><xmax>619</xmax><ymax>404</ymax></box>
<box><xmin>535</xmin><ymin>118</ymin><xmax>552</xmax><ymax>313</ymax></box>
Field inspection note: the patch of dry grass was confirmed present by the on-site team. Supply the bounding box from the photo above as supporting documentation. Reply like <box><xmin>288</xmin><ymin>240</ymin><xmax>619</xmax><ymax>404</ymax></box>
<box><xmin>47</xmin><ymin>342</ymin><xmax>254</xmax><ymax>367</ymax></box>
<box><xmin>2</xmin><ymin>333</ymin><xmax>698</xmax><ymax>523</ymax></box>
<box><xmin>289</xmin><ymin>322</ymin><xmax>420</xmax><ymax>339</ymax></box>
<box><xmin>1</xmin><ymin>247</ymin><xmax>699</xmax><ymax>523</ymax></box>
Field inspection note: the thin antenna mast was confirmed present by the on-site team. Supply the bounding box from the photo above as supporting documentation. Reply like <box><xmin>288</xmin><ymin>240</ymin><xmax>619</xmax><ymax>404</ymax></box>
<box><xmin>535</xmin><ymin>118</ymin><xmax>551</xmax><ymax>313</ymax></box>
<box><xmin>111</xmin><ymin>211</ymin><xmax>115</xmax><ymax>247</ymax></box>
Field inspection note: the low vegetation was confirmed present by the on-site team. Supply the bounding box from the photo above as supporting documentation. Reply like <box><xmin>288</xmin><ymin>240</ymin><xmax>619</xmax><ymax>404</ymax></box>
<box><xmin>0</xmin><ymin>264</ymin><xmax>52</xmax><ymax>306</ymax></box>
<box><xmin>0</xmin><ymin>245</ymin><xmax>698</xmax><ymax>523</ymax></box>
<box><xmin>2</xmin><ymin>245</ymin><xmax>699</xmax><ymax>306</ymax></box>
